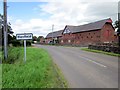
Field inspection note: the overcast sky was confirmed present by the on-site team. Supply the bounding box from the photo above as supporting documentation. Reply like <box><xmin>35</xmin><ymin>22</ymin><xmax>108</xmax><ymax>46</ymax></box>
<box><xmin>0</xmin><ymin>0</ymin><xmax>119</xmax><ymax>37</ymax></box>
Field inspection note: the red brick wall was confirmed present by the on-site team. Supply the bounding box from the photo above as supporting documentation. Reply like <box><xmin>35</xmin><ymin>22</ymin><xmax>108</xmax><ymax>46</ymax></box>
<box><xmin>100</xmin><ymin>23</ymin><xmax>115</xmax><ymax>43</ymax></box>
<box><xmin>73</xmin><ymin>30</ymin><xmax>101</xmax><ymax>45</ymax></box>
<box><xmin>113</xmin><ymin>35</ymin><xmax>118</xmax><ymax>43</ymax></box>
<box><xmin>40</xmin><ymin>37</ymin><xmax>45</xmax><ymax>44</ymax></box>
<box><xmin>45</xmin><ymin>38</ymin><xmax>52</xmax><ymax>44</ymax></box>
<box><xmin>60</xmin><ymin>30</ymin><xmax>101</xmax><ymax>46</ymax></box>
<box><xmin>60</xmin><ymin>23</ymin><xmax>115</xmax><ymax>46</ymax></box>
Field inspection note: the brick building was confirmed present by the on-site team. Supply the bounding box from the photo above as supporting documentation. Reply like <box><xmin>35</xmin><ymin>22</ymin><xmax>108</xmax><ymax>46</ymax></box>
<box><xmin>39</xmin><ymin>36</ymin><xmax>45</xmax><ymax>44</ymax></box>
<box><xmin>45</xmin><ymin>30</ymin><xmax>63</xmax><ymax>44</ymax></box>
<box><xmin>113</xmin><ymin>31</ymin><xmax>118</xmax><ymax>43</ymax></box>
<box><xmin>60</xmin><ymin>18</ymin><xmax>115</xmax><ymax>46</ymax></box>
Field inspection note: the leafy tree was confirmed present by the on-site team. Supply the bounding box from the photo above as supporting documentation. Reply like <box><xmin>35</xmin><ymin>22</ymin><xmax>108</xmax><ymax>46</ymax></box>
<box><xmin>0</xmin><ymin>14</ymin><xmax>14</xmax><ymax>46</ymax></box>
<box><xmin>37</xmin><ymin>36</ymin><xmax>44</xmax><ymax>42</ymax></box>
<box><xmin>114</xmin><ymin>20</ymin><xmax>120</xmax><ymax>33</ymax></box>
<box><xmin>33</xmin><ymin>36</ymin><xmax>37</xmax><ymax>41</ymax></box>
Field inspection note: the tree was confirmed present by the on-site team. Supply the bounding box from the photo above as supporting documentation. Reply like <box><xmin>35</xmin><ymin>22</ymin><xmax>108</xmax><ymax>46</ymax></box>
<box><xmin>0</xmin><ymin>14</ymin><xmax>14</xmax><ymax>46</ymax></box>
<box><xmin>114</xmin><ymin>20</ymin><xmax>120</xmax><ymax>33</ymax></box>
<box><xmin>37</xmin><ymin>36</ymin><xmax>44</xmax><ymax>42</ymax></box>
<box><xmin>33</xmin><ymin>36</ymin><xmax>37</xmax><ymax>41</ymax></box>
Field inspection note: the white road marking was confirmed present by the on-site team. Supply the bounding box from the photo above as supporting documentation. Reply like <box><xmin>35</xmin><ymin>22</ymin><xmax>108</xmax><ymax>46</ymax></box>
<box><xmin>80</xmin><ymin>56</ymin><xmax>107</xmax><ymax>68</ymax></box>
<box><xmin>87</xmin><ymin>59</ymin><xmax>107</xmax><ymax>68</ymax></box>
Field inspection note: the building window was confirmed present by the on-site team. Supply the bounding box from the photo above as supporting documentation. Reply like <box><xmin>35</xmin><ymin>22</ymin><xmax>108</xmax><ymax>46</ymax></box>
<box><xmin>89</xmin><ymin>33</ymin><xmax>90</xmax><ymax>35</ymax></box>
<box><xmin>87</xmin><ymin>36</ymin><xmax>88</xmax><ymax>38</ymax></box>
<box><xmin>91</xmin><ymin>36</ymin><xmax>93</xmax><ymax>38</ymax></box>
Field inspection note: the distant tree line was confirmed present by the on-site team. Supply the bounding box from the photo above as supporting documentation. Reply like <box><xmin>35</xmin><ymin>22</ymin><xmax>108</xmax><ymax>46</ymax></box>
<box><xmin>32</xmin><ymin>36</ymin><xmax>44</xmax><ymax>43</ymax></box>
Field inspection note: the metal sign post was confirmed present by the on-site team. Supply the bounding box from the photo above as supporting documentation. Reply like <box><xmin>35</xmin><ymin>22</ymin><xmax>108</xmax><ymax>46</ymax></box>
<box><xmin>16</xmin><ymin>33</ymin><xmax>33</xmax><ymax>63</ymax></box>
<box><xmin>3</xmin><ymin>0</ymin><xmax>8</xmax><ymax>60</ymax></box>
<box><xmin>24</xmin><ymin>40</ymin><xmax>26</xmax><ymax>62</ymax></box>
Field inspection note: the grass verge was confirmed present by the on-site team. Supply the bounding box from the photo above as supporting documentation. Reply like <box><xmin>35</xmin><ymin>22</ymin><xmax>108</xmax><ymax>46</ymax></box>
<box><xmin>0</xmin><ymin>50</ymin><xmax>2</xmax><ymax>89</ymax></box>
<box><xmin>81</xmin><ymin>48</ymin><xmax>120</xmax><ymax>57</ymax></box>
<box><xmin>2</xmin><ymin>47</ymin><xmax>68</xmax><ymax>88</ymax></box>
<box><xmin>0</xmin><ymin>51</ymin><xmax>2</xmax><ymax>59</ymax></box>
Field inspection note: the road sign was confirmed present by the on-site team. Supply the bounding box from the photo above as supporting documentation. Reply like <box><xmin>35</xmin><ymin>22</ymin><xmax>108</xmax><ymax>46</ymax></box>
<box><xmin>16</xmin><ymin>33</ymin><xmax>33</xmax><ymax>40</ymax></box>
<box><xmin>16</xmin><ymin>33</ymin><xmax>33</xmax><ymax>63</ymax></box>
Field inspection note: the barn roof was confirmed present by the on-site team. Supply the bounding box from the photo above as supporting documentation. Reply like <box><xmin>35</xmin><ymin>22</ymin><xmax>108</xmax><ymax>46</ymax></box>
<box><xmin>63</xmin><ymin>18</ymin><xmax>113</xmax><ymax>34</ymax></box>
<box><xmin>46</xmin><ymin>30</ymin><xmax>63</xmax><ymax>38</ymax></box>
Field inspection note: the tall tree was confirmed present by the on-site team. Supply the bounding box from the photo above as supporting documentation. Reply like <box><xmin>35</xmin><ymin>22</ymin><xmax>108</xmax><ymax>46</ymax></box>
<box><xmin>33</xmin><ymin>36</ymin><xmax>37</xmax><ymax>41</ymax></box>
<box><xmin>114</xmin><ymin>20</ymin><xmax>120</xmax><ymax>33</ymax></box>
<box><xmin>0</xmin><ymin>14</ymin><xmax>14</xmax><ymax>46</ymax></box>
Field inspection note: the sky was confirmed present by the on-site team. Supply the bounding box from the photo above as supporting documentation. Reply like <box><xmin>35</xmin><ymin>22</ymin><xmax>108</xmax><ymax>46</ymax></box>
<box><xmin>0</xmin><ymin>0</ymin><xmax>119</xmax><ymax>37</ymax></box>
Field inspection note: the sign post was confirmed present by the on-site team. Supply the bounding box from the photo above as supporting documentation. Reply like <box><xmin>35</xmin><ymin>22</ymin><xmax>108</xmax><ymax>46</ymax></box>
<box><xmin>3</xmin><ymin>0</ymin><xmax>8</xmax><ymax>60</ymax></box>
<box><xmin>24</xmin><ymin>40</ymin><xmax>26</xmax><ymax>62</ymax></box>
<box><xmin>16</xmin><ymin>33</ymin><xmax>33</xmax><ymax>63</ymax></box>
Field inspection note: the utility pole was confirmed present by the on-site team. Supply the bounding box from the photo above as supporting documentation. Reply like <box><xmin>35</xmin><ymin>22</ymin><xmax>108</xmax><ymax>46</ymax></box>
<box><xmin>118</xmin><ymin>1</ymin><xmax>120</xmax><ymax>46</ymax></box>
<box><xmin>118</xmin><ymin>1</ymin><xmax>120</xmax><ymax>90</ymax></box>
<box><xmin>52</xmin><ymin>24</ymin><xmax>54</xmax><ymax>44</ymax></box>
<box><xmin>3</xmin><ymin>0</ymin><xmax>8</xmax><ymax>59</ymax></box>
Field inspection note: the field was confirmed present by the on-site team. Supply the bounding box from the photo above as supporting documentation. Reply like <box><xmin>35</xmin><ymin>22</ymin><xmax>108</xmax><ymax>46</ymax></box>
<box><xmin>2</xmin><ymin>47</ymin><xmax>67</xmax><ymax>88</ymax></box>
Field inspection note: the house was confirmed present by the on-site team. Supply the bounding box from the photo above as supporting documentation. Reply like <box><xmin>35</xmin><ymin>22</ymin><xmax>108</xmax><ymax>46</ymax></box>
<box><xmin>45</xmin><ymin>30</ymin><xmax>63</xmax><ymax>44</ymax></box>
<box><xmin>60</xmin><ymin>18</ymin><xmax>115</xmax><ymax>46</ymax></box>
<box><xmin>113</xmin><ymin>31</ymin><xmax>118</xmax><ymax>43</ymax></box>
<box><xmin>38</xmin><ymin>36</ymin><xmax>45</xmax><ymax>44</ymax></box>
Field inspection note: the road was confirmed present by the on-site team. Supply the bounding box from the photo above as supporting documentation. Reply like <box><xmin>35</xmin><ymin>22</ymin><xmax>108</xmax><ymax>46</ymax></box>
<box><xmin>34</xmin><ymin>44</ymin><xmax>118</xmax><ymax>88</ymax></box>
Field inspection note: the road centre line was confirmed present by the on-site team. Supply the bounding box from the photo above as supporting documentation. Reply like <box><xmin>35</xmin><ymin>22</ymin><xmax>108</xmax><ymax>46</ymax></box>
<box><xmin>79</xmin><ymin>55</ymin><xmax>107</xmax><ymax>68</ymax></box>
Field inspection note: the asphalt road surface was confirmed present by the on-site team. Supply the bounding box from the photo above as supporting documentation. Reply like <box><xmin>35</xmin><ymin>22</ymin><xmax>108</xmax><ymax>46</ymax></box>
<box><xmin>34</xmin><ymin>44</ymin><xmax>118</xmax><ymax>88</ymax></box>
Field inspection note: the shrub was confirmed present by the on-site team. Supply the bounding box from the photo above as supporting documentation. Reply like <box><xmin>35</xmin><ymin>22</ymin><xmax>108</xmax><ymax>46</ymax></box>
<box><xmin>10</xmin><ymin>40</ymin><xmax>22</xmax><ymax>47</ymax></box>
<box><xmin>2</xmin><ymin>47</ymin><xmax>21</xmax><ymax>64</ymax></box>
<box><xmin>26</xmin><ymin>41</ymin><xmax>31</xmax><ymax>46</ymax></box>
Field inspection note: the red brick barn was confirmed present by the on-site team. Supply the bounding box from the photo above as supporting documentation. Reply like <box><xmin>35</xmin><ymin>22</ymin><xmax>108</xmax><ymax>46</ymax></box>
<box><xmin>60</xmin><ymin>18</ymin><xmax>115</xmax><ymax>46</ymax></box>
<box><xmin>45</xmin><ymin>30</ymin><xmax>63</xmax><ymax>44</ymax></box>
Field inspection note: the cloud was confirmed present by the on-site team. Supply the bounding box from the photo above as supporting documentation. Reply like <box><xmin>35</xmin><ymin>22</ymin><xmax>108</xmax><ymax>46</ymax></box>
<box><xmin>11</xmin><ymin>18</ymin><xmax>55</xmax><ymax>37</ymax></box>
<box><xmin>11</xmin><ymin>1</ymin><xmax>118</xmax><ymax>37</ymax></box>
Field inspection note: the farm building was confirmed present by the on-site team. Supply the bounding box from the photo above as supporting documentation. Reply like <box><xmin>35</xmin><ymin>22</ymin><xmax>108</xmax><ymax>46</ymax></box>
<box><xmin>60</xmin><ymin>18</ymin><xmax>115</xmax><ymax>46</ymax></box>
<box><xmin>45</xmin><ymin>30</ymin><xmax>63</xmax><ymax>44</ymax></box>
<box><xmin>39</xmin><ymin>36</ymin><xmax>45</xmax><ymax>44</ymax></box>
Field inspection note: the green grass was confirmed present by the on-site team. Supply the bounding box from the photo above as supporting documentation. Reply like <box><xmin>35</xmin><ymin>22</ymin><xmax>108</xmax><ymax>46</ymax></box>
<box><xmin>2</xmin><ymin>47</ymin><xmax>68</xmax><ymax>88</ymax></box>
<box><xmin>0</xmin><ymin>64</ymin><xmax>1</xmax><ymax>89</ymax></box>
<box><xmin>0</xmin><ymin>51</ymin><xmax>2</xmax><ymax>59</ymax></box>
<box><xmin>0</xmin><ymin>50</ymin><xmax>2</xmax><ymax>89</ymax></box>
<box><xmin>81</xmin><ymin>48</ymin><xmax>120</xmax><ymax>57</ymax></box>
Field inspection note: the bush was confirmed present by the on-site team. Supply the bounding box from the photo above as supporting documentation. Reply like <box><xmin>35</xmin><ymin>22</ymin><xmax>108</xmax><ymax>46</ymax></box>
<box><xmin>9</xmin><ymin>40</ymin><xmax>32</xmax><ymax>47</ymax></box>
<box><xmin>26</xmin><ymin>40</ymin><xmax>31</xmax><ymax>46</ymax></box>
<box><xmin>2</xmin><ymin>47</ymin><xmax>21</xmax><ymax>64</ymax></box>
<box><xmin>10</xmin><ymin>40</ymin><xmax>22</xmax><ymax>47</ymax></box>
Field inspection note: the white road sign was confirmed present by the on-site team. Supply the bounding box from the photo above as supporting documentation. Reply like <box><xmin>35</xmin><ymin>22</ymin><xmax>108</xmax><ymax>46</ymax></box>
<box><xmin>16</xmin><ymin>33</ymin><xmax>33</xmax><ymax>40</ymax></box>
<box><xmin>16</xmin><ymin>33</ymin><xmax>33</xmax><ymax>63</ymax></box>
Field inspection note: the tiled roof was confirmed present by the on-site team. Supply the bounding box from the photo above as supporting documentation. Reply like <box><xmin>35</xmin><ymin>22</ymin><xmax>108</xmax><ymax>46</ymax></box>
<box><xmin>63</xmin><ymin>18</ymin><xmax>113</xmax><ymax>34</ymax></box>
<box><xmin>46</xmin><ymin>30</ymin><xmax>63</xmax><ymax>38</ymax></box>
